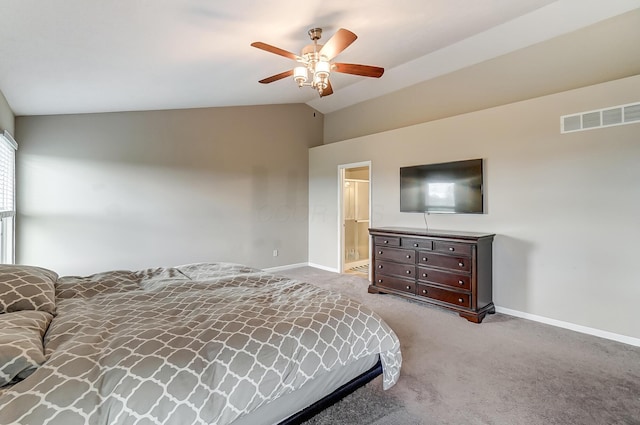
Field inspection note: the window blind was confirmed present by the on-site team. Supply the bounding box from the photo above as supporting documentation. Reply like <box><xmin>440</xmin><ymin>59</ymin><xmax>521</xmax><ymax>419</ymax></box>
<box><xmin>0</xmin><ymin>131</ymin><xmax>17</xmax><ymax>219</ymax></box>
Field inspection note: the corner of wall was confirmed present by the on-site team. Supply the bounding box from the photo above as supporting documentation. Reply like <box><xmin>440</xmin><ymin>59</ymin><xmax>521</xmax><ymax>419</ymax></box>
<box><xmin>302</xmin><ymin>104</ymin><xmax>324</xmax><ymax>148</ymax></box>
<box><xmin>0</xmin><ymin>89</ymin><xmax>15</xmax><ymax>135</ymax></box>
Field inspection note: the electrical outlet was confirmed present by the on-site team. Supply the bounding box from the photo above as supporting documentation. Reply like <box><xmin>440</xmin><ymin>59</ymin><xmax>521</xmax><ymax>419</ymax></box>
<box><xmin>273</xmin><ymin>249</ymin><xmax>278</xmax><ymax>257</ymax></box>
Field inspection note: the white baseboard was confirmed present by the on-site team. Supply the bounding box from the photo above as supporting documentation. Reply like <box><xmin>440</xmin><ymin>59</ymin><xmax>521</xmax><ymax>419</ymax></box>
<box><xmin>307</xmin><ymin>263</ymin><xmax>340</xmax><ymax>273</ymax></box>
<box><xmin>495</xmin><ymin>306</ymin><xmax>640</xmax><ymax>347</ymax></box>
<box><xmin>263</xmin><ymin>263</ymin><xmax>309</xmax><ymax>272</ymax></box>
<box><xmin>263</xmin><ymin>263</ymin><xmax>340</xmax><ymax>273</ymax></box>
<box><xmin>264</xmin><ymin>262</ymin><xmax>340</xmax><ymax>273</ymax></box>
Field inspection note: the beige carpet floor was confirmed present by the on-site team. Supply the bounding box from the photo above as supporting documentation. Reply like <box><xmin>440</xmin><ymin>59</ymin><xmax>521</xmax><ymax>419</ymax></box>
<box><xmin>277</xmin><ymin>266</ymin><xmax>640</xmax><ymax>425</ymax></box>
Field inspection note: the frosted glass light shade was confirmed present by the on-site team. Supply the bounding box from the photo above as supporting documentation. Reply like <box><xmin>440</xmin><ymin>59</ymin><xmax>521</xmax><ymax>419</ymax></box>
<box><xmin>293</xmin><ymin>66</ymin><xmax>308</xmax><ymax>83</ymax></box>
<box><xmin>315</xmin><ymin>61</ymin><xmax>330</xmax><ymax>77</ymax></box>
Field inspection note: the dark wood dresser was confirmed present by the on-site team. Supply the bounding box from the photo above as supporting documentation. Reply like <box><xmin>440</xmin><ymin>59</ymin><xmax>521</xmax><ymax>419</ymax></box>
<box><xmin>368</xmin><ymin>227</ymin><xmax>495</xmax><ymax>323</ymax></box>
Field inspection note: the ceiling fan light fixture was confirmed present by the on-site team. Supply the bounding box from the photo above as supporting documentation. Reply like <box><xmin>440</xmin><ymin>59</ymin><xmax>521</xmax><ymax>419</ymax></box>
<box><xmin>252</xmin><ymin>27</ymin><xmax>384</xmax><ymax>97</ymax></box>
<box><xmin>313</xmin><ymin>73</ymin><xmax>328</xmax><ymax>91</ymax></box>
<box><xmin>313</xmin><ymin>60</ymin><xmax>330</xmax><ymax>92</ymax></box>
<box><xmin>314</xmin><ymin>79</ymin><xmax>327</xmax><ymax>95</ymax></box>
<box><xmin>293</xmin><ymin>66</ymin><xmax>308</xmax><ymax>86</ymax></box>
<box><xmin>314</xmin><ymin>60</ymin><xmax>330</xmax><ymax>77</ymax></box>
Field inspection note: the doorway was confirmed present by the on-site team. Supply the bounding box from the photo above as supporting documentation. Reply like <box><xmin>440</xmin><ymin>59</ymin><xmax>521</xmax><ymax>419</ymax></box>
<box><xmin>339</xmin><ymin>162</ymin><xmax>371</xmax><ymax>277</ymax></box>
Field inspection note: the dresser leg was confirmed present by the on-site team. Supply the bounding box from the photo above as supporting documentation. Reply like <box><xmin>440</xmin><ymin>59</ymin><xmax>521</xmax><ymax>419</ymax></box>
<box><xmin>368</xmin><ymin>285</ymin><xmax>384</xmax><ymax>294</ymax></box>
<box><xmin>460</xmin><ymin>303</ymin><xmax>495</xmax><ymax>323</ymax></box>
<box><xmin>459</xmin><ymin>312</ymin><xmax>484</xmax><ymax>323</ymax></box>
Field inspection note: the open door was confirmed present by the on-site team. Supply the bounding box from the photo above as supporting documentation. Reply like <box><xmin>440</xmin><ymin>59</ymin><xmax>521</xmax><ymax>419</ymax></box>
<box><xmin>339</xmin><ymin>162</ymin><xmax>371</xmax><ymax>276</ymax></box>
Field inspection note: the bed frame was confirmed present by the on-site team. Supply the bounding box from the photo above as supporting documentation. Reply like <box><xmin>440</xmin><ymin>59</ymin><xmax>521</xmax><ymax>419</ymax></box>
<box><xmin>279</xmin><ymin>359</ymin><xmax>383</xmax><ymax>424</ymax></box>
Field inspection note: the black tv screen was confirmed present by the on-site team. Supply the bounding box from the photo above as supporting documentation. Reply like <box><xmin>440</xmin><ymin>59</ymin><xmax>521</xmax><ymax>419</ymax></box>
<box><xmin>400</xmin><ymin>159</ymin><xmax>484</xmax><ymax>214</ymax></box>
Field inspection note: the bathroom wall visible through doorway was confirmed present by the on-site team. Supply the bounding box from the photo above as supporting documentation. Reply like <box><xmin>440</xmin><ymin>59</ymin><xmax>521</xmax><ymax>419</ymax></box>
<box><xmin>338</xmin><ymin>162</ymin><xmax>371</xmax><ymax>278</ymax></box>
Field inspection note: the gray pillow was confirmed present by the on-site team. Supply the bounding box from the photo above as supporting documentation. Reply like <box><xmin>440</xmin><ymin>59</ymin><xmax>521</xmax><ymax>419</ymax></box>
<box><xmin>0</xmin><ymin>310</ymin><xmax>53</xmax><ymax>386</ymax></box>
<box><xmin>0</xmin><ymin>265</ymin><xmax>58</xmax><ymax>314</ymax></box>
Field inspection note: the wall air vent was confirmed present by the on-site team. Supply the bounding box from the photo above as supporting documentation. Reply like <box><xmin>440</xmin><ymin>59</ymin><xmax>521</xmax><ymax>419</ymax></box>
<box><xmin>561</xmin><ymin>102</ymin><xmax>640</xmax><ymax>133</ymax></box>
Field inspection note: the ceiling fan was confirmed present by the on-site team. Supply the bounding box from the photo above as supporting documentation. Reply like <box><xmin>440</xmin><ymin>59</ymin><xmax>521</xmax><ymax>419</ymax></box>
<box><xmin>251</xmin><ymin>28</ymin><xmax>384</xmax><ymax>97</ymax></box>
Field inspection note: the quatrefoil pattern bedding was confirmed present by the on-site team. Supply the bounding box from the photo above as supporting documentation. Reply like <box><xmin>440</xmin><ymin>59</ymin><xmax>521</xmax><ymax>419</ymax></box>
<box><xmin>0</xmin><ymin>263</ymin><xmax>401</xmax><ymax>425</ymax></box>
<box><xmin>0</xmin><ymin>311</ymin><xmax>52</xmax><ymax>386</ymax></box>
<box><xmin>0</xmin><ymin>265</ymin><xmax>57</xmax><ymax>314</ymax></box>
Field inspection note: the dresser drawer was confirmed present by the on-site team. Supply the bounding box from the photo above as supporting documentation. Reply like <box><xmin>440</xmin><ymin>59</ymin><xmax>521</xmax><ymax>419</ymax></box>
<box><xmin>418</xmin><ymin>252</ymin><xmax>470</xmax><ymax>272</ymax></box>
<box><xmin>374</xmin><ymin>236</ymin><xmax>400</xmax><ymax>247</ymax></box>
<box><xmin>417</xmin><ymin>268</ymin><xmax>471</xmax><ymax>291</ymax></box>
<box><xmin>375</xmin><ymin>261</ymin><xmax>416</xmax><ymax>279</ymax></box>
<box><xmin>433</xmin><ymin>241</ymin><xmax>471</xmax><ymax>256</ymax></box>
<box><xmin>375</xmin><ymin>247</ymin><xmax>415</xmax><ymax>264</ymax></box>
<box><xmin>373</xmin><ymin>275</ymin><xmax>415</xmax><ymax>295</ymax></box>
<box><xmin>416</xmin><ymin>283</ymin><xmax>471</xmax><ymax>308</ymax></box>
<box><xmin>401</xmin><ymin>238</ymin><xmax>433</xmax><ymax>251</ymax></box>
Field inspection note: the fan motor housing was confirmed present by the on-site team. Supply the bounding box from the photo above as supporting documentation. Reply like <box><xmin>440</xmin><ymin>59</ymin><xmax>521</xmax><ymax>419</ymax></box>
<box><xmin>308</xmin><ymin>28</ymin><xmax>322</xmax><ymax>40</ymax></box>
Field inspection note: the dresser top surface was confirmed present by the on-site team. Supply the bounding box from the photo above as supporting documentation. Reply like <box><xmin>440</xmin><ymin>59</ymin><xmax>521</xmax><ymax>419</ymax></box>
<box><xmin>369</xmin><ymin>226</ymin><xmax>495</xmax><ymax>240</ymax></box>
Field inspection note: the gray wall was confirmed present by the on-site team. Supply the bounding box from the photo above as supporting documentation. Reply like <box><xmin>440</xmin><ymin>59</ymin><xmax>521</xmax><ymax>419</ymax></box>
<box><xmin>0</xmin><ymin>90</ymin><xmax>14</xmax><ymax>134</ymax></box>
<box><xmin>16</xmin><ymin>104</ymin><xmax>323</xmax><ymax>275</ymax></box>
<box><xmin>309</xmin><ymin>75</ymin><xmax>640</xmax><ymax>340</ymax></box>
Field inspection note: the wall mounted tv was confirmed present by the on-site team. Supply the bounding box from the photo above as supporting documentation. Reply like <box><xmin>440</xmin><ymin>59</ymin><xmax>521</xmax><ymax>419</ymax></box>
<box><xmin>400</xmin><ymin>159</ymin><xmax>484</xmax><ymax>214</ymax></box>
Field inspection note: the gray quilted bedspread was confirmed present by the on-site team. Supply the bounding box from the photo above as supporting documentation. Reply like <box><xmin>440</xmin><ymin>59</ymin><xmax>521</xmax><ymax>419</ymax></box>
<box><xmin>0</xmin><ymin>263</ymin><xmax>401</xmax><ymax>425</ymax></box>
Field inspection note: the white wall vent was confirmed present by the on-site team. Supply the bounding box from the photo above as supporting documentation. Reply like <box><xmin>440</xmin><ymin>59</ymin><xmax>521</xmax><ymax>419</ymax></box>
<box><xmin>561</xmin><ymin>102</ymin><xmax>640</xmax><ymax>133</ymax></box>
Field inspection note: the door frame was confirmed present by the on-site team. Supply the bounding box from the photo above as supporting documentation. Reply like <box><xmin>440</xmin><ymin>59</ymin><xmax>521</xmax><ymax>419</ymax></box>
<box><xmin>338</xmin><ymin>161</ymin><xmax>372</xmax><ymax>275</ymax></box>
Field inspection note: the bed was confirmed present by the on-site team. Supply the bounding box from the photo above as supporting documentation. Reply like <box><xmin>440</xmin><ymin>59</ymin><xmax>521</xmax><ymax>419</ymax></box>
<box><xmin>0</xmin><ymin>262</ymin><xmax>401</xmax><ymax>425</ymax></box>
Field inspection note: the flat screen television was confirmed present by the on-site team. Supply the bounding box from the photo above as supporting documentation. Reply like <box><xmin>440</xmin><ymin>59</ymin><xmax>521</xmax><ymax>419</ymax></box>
<box><xmin>400</xmin><ymin>159</ymin><xmax>484</xmax><ymax>214</ymax></box>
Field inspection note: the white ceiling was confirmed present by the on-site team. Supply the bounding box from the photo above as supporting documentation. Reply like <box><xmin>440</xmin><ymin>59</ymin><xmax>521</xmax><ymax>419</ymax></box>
<box><xmin>1</xmin><ymin>0</ymin><xmax>638</xmax><ymax>117</ymax></box>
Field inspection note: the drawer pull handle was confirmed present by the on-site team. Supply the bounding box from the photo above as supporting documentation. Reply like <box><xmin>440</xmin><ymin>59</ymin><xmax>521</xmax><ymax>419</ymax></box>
<box><xmin>406</xmin><ymin>285</ymin><xmax>411</xmax><ymax>290</ymax></box>
<box><xmin>458</xmin><ymin>262</ymin><xmax>464</xmax><ymax>267</ymax></box>
<box><xmin>384</xmin><ymin>240</ymin><xmax>388</xmax><ymax>244</ymax></box>
<box><xmin>422</xmin><ymin>273</ymin><xmax>427</xmax><ymax>278</ymax></box>
<box><xmin>422</xmin><ymin>257</ymin><xmax>427</xmax><ymax>261</ymax></box>
<box><xmin>378</xmin><ymin>279</ymin><xmax>382</xmax><ymax>283</ymax></box>
<box><xmin>458</xmin><ymin>280</ymin><xmax>464</xmax><ymax>285</ymax></box>
<box><xmin>413</xmin><ymin>243</ymin><xmax>419</xmax><ymax>247</ymax></box>
<box><xmin>378</xmin><ymin>251</ymin><xmax>383</xmax><ymax>255</ymax></box>
<box><xmin>458</xmin><ymin>298</ymin><xmax>464</xmax><ymax>303</ymax></box>
<box><xmin>406</xmin><ymin>270</ymin><xmax>411</xmax><ymax>274</ymax></box>
<box><xmin>422</xmin><ymin>289</ymin><xmax>427</xmax><ymax>294</ymax></box>
<box><xmin>378</xmin><ymin>265</ymin><xmax>383</xmax><ymax>269</ymax></box>
<box><xmin>406</xmin><ymin>255</ymin><xmax>411</xmax><ymax>259</ymax></box>
<box><xmin>449</xmin><ymin>247</ymin><xmax>455</xmax><ymax>251</ymax></box>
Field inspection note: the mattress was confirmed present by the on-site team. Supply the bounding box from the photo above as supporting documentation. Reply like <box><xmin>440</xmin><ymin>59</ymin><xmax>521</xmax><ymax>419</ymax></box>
<box><xmin>234</xmin><ymin>353</ymin><xmax>379</xmax><ymax>425</ymax></box>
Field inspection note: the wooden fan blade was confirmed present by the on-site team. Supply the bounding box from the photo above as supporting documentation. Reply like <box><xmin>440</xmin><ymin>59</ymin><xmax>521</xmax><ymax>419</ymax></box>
<box><xmin>332</xmin><ymin>63</ymin><xmax>384</xmax><ymax>78</ymax></box>
<box><xmin>320</xmin><ymin>81</ymin><xmax>333</xmax><ymax>97</ymax></box>
<box><xmin>259</xmin><ymin>70</ymin><xmax>293</xmax><ymax>84</ymax></box>
<box><xmin>319</xmin><ymin>28</ymin><xmax>357</xmax><ymax>60</ymax></box>
<box><xmin>251</xmin><ymin>42</ymin><xmax>301</xmax><ymax>61</ymax></box>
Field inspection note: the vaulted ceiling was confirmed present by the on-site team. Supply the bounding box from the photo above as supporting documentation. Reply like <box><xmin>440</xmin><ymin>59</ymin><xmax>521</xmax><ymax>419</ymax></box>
<box><xmin>1</xmin><ymin>0</ymin><xmax>638</xmax><ymax>116</ymax></box>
